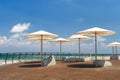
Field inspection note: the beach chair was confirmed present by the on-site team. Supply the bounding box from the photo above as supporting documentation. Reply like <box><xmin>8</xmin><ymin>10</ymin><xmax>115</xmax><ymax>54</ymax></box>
<box><xmin>93</xmin><ymin>60</ymin><xmax>112</xmax><ymax>67</ymax></box>
<box><xmin>41</xmin><ymin>55</ymin><xmax>56</xmax><ymax>66</ymax></box>
<box><xmin>110</xmin><ymin>54</ymin><xmax>119</xmax><ymax>60</ymax></box>
<box><xmin>62</xmin><ymin>57</ymin><xmax>84</xmax><ymax>62</ymax></box>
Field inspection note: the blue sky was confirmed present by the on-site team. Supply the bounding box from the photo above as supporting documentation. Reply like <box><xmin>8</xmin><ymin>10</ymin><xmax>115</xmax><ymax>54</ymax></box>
<box><xmin>0</xmin><ymin>0</ymin><xmax>120</xmax><ymax>53</ymax></box>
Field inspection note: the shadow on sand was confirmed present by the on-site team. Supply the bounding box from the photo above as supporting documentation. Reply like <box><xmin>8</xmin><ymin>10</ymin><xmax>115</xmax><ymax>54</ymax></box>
<box><xmin>19</xmin><ymin>62</ymin><xmax>42</xmax><ymax>68</ymax></box>
<box><xmin>67</xmin><ymin>64</ymin><xmax>101</xmax><ymax>68</ymax></box>
<box><xmin>24</xmin><ymin>61</ymin><xmax>41</xmax><ymax>64</ymax></box>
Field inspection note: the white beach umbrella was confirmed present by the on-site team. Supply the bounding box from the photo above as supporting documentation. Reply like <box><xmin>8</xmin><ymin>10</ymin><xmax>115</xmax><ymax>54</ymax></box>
<box><xmin>51</xmin><ymin>38</ymin><xmax>70</xmax><ymax>59</ymax></box>
<box><xmin>26</xmin><ymin>30</ymin><xmax>58</xmax><ymax>39</ymax></box>
<box><xmin>77</xmin><ymin>27</ymin><xmax>115</xmax><ymax>61</ymax></box>
<box><xmin>108</xmin><ymin>42</ymin><xmax>120</xmax><ymax>54</ymax></box>
<box><xmin>26</xmin><ymin>30</ymin><xmax>58</xmax><ymax>60</ymax></box>
<box><xmin>69</xmin><ymin>34</ymin><xmax>91</xmax><ymax>58</ymax></box>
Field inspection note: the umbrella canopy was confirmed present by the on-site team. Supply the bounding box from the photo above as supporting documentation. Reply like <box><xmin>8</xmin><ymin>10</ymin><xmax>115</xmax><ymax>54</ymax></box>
<box><xmin>27</xmin><ymin>37</ymin><xmax>52</xmax><ymax>41</ymax></box>
<box><xmin>26</xmin><ymin>30</ymin><xmax>58</xmax><ymax>60</ymax></box>
<box><xmin>78</xmin><ymin>27</ymin><xmax>116</xmax><ymax>61</ymax></box>
<box><xmin>52</xmin><ymin>38</ymin><xmax>70</xmax><ymax>42</ymax></box>
<box><xmin>52</xmin><ymin>38</ymin><xmax>69</xmax><ymax>60</ymax></box>
<box><xmin>108</xmin><ymin>42</ymin><xmax>120</xmax><ymax>54</ymax></box>
<box><xmin>26</xmin><ymin>30</ymin><xmax>58</xmax><ymax>39</ymax></box>
<box><xmin>69</xmin><ymin>34</ymin><xmax>91</xmax><ymax>40</ymax></box>
<box><xmin>69</xmin><ymin>34</ymin><xmax>91</xmax><ymax>58</ymax></box>
<box><xmin>108</xmin><ymin>42</ymin><xmax>120</xmax><ymax>46</ymax></box>
<box><xmin>78</xmin><ymin>27</ymin><xmax>115</xmax><ymax>36</ymax></box>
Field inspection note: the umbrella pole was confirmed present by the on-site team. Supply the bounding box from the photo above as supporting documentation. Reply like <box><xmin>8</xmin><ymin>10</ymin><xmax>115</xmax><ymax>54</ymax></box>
<box><xmin>95</xmin><ymin>32</ymin><xmax>98</xmax><ymax>67</ymax></box>
<box><xmin>115</xmin><ymin>45</ymin><xmax>117</xmax><ymax>54</ymax></box>
<box><xmin>40</xmin><ymin>35</ymin><xmax>43</xmax><ymax>60</ymax></box>
<box><xmin>78</xmin><ymin>38</ymin><xmax>80</xmax><ymax>59</ymax></box>
<box><xmin>95</xmin><ymin>32</ymin><xmax>97</xmax><ymax>61</ymax></box>
<box><xmin>112</xmin><ymin>46</ymin><xmax>114</xmax><ymax>54</ymax></box>
<box><xmin>60</xmin><ymin>41</ymin><xmax>62</xmax><ymax>60</ymax></box>
<box><xmin>89</xmin><ymin>47</ymin><xmax>92</xmax><ymax>60</ymax></box>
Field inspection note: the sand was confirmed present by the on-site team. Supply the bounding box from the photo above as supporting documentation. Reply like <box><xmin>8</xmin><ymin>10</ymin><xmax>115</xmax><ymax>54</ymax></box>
<box><xmin>0</xmin><ymin>60</ymin><xmax>120</xmax><ymax>80</ymax></box>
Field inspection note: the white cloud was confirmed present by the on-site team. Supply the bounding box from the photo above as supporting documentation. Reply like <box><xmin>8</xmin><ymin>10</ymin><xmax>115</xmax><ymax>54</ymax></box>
<box><xmin>97</xmin><ymin>37</ymin><xmax>106</xmax><ymax>42</ymax></box>
<box><xmin>0</xmin><ymin>36</ymin><xmax>8</xmax><ymax>44</ymax></box>
<box><xmin>10</xmin><ymin>23</ymin><xmax>31</xmax><ymax>33</ymax></box>
<box><xmin>8</xmin><ymin>33</ymin><xmax>31</xmax><ymax>46</ymax></box>
<box><xmin>10</xmin><ymin>34</ymin><xmax>20</xmax><ymax>39</ymax></box>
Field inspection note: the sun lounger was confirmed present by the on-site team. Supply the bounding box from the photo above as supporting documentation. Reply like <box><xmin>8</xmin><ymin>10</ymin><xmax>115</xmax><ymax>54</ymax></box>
<box><xmin>41</xmin><ymin>55</ymin><xmax>56</xmax><ymax>66</ymax></box>
<box><xmin>93</xmin><ymin>60</ymin><xmax>112</xmax><ymax>67</ymax></box>
<box><xmin>110</xmin><ymin>54</ymin><xmax>119</xmax><ymax>60</ymax></box>
<box><xmin>62</xmin><ymin>57</ymin><xmax>84</xmax><ymax>62</ymax></box>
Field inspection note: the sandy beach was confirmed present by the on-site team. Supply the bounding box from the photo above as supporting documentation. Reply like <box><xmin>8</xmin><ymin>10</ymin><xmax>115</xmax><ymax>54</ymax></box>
<box><xmin>0</xmin><ymin>60</ymin><xmax>119</xmax><ymax>80</ymax></box>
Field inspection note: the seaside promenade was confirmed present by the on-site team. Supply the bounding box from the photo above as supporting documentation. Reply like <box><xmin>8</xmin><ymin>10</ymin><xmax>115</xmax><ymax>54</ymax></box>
<box><xmin>0</xmin><ymin>52</ymin><xmax>119</xmax><ymax>66</ymax></box>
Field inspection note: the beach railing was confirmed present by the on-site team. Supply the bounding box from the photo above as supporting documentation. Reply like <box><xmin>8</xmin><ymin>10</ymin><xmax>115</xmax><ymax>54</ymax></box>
<box><xmin>5</xmin><ymin>53</ymin><xmax>8</xmax><ymax>64</ymax></box>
